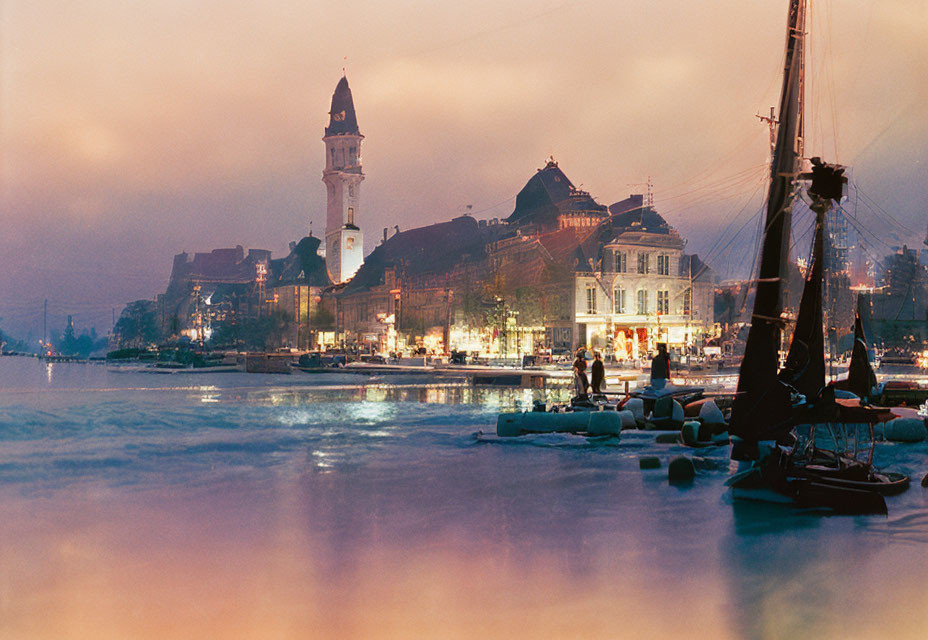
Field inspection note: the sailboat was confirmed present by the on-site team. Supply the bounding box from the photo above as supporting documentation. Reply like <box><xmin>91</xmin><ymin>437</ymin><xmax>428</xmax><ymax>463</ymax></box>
<box><xmin>834</xmin><ymin>296</ymin><xmax>879</xmax><ymax>399</ymax></box>
<box><xmin>725</xmin><ymin>0</ymin><xmax>909</xmax><ymax>514</ymax></box>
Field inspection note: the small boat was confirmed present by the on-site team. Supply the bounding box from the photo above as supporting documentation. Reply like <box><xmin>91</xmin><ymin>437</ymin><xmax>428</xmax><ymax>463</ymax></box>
<box><xmin>290</xmin><ymin>352</ymin><xmax>346</xmax><ymax>373</ymax></box>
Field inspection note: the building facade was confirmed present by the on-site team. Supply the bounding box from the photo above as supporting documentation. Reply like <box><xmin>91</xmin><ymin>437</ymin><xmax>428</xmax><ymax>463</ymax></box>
<box><xmin>573</xmin><ymin>231</ymin><xmax>714</xmax><ymax>358</ymax></box>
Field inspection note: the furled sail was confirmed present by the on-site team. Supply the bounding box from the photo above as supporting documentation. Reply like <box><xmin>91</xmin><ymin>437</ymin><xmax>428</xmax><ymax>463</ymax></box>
<box><xmin>779</xmin><ymin>208</ymin><xmax>825</xmax><ymax>398</ymax></box>
<box><xmin>841</xmin><ymin>296</ymin><xmax>878</xmax><ymax>398</ymax></box>
<box><xmin>729</xmin><ymin>0</ymin><xmax>807</xmax><ymax>450</ymax></box>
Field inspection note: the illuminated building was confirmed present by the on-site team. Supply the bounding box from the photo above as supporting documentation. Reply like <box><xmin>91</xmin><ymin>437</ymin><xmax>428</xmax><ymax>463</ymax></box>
<box><xmin>322</xmin><ymin>75</ymin><xmax>365</xmax><ymax>284</ymax></box>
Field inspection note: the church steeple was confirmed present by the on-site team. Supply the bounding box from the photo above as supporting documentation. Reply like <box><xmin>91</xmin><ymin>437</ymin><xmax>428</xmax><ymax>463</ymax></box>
<box><xmin>322</xmin><ymin>75</ymin><xmax>364</xmax><ymax>284</ymax></box>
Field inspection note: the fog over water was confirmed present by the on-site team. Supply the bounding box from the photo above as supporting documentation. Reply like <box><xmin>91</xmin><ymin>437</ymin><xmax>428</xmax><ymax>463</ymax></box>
<box><xmin>2</xmin><ymin>357</ymin><xmax>928</xmax><ymax>638</ymax></box>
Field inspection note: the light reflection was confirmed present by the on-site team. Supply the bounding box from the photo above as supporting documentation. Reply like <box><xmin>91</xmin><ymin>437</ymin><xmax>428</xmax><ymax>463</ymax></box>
<box><xmin>311</xmin><ymin>450</ymin><xmax>333</xmax><ymax>470</ymax></box>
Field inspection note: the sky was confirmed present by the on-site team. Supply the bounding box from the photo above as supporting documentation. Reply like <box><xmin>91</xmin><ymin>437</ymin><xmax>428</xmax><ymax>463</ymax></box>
<box><xmin>2</xmin><ymin>0</ymin><xmax>927</xmax><ymax>339</ymax></box>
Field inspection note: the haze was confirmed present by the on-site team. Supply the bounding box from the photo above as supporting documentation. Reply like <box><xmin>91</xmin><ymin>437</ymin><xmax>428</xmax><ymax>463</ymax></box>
<box><xmin>2</xmin><ymin>0</ymin><xmax>926</xmax><ymax>338</ymax></box>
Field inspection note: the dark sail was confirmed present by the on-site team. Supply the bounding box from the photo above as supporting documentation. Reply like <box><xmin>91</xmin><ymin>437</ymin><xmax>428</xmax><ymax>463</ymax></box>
<box><xmin>842</xmin><ymin>296</ymin><xmax>877</xmax><ymax>398</ymax></box>
<box><xmin>779</xmin><ymin>208</ymin><xmax>826</xmax><ymax>398</ymax></box>
<box><xmin>729</xmin><ymin>0</ymin><xmax>806</xmax><ymax>448</ymax></box>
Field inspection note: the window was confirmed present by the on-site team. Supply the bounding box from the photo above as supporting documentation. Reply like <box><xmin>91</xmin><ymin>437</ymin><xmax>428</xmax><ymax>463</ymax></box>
<box><xmin>347</xmin><ymin>207</ymin><xmax>354</xmax><ymax>225</ymax></box>
<box><xmin>348</xmin><ymin>184</ymin><xmax>355</xmax><ymax>197</ymax></box>
<box><xmin>657</xmin><ymin>290</ymin><xmax>669</xmax><ymax>315</ymax></box>
<box><xmin>637</xmin><ymin>252</ymin><xmax>650</xmax><ymax>274</ymax></box>
<box><xmin>613</xmin><ymin>288</ymin><xmax>625</xmax><ymax>314</ymax></box>
<box><xmin>657</xmin><ymin>254</ymin><xmax>670</xmax><ymax>276</ymax></box>
<box><xmin>683</xmin><ymin>288</ymin><xmax>692</xmax><ymax>316</ymax></box>
<box><xmin>614</xmin><ymin>251</ymin><xmax>626</xmax><ymax>273</ymax></box>
<box><xmin>637</xmin><ymin>290</ymin><xmax>648</xmax><ymax>315</ymax></box>
<box><xmin>585</xmin><ymin>286</ymin><xmax>597</xmax><ymax>314</ymax></box>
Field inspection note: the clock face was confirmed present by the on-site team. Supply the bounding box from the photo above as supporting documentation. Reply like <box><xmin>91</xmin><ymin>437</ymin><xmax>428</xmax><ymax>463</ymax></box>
<box><xmin>332</xmin><ymin>110</ymin><xmax>346</xmax><ymax>122</ymax></box>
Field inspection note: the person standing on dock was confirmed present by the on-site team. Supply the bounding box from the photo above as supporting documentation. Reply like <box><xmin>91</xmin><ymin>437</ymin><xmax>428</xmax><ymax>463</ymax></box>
<box><xmin>650</xmin><ymin>343</ymin><xmax>670</xmax><ymax>390</ymax></box>
<box><xmin>591</xmin><ymin>351</ymin><xmax>605</xmax><ymax>395</ymax></box>
<box><xmin>573</xmin><ymin>349</ymin><xmax>589</xmax><ymax>398</ymax></box>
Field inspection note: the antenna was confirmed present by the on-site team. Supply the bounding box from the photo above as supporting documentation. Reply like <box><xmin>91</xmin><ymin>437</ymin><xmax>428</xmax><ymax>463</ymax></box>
<box><xmin>627</xmin><ymin>177</ymin><xmax>654</xmax><ymax>207</ymax></box>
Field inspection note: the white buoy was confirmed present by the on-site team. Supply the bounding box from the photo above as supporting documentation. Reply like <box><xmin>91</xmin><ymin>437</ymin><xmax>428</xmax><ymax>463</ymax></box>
<box><xmin>698</xmin><ymin>399</ymin><xmax>724</xmax><ymax>425</ymax></box>
<box><xmin>617</xmin><ymin>409</ymin><xmax>637</xmax><ymax>429</ymax></box>
<box><xmin>496</xmin><ymin>411</ymin><xmax>621</xmax><ymax>438</ymax></box>
<box><xmin>624</xmin><ymin>397</ymin><xmax>644</xmax><ymax>421</ymax></box>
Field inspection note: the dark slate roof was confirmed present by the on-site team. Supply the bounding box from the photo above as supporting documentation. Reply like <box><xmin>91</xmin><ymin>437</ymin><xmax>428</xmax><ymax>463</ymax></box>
<box><xmin>508</xmin><ymin>161</ymin><xmax>574</xmax><ymax>222</ymax></box>
<box><xmin>272</xmin><ymin>236</ymin><xmax>332</xmax><ymax>288</ymax></box>
<box><xmin>506</xmin><ymin>160</ymin><xmax>605</xmax><ymax>227</ymax></box>
<box><xmin>608</xmin><ymin>206</ymin><xmax>673</xmax><ymax>234</ymax></box>
<box><xmin>342</xmin><ymin>216</ymin><xmax>492</xmax><ymax>294</ymax></box>
<box><xmin>325</xmin><ymin>76</ymin><xmax>360</xmax><ymax>136</ymax></box>
<box><xmin>608</xmin><ymin>194</ymin><xmax>644</xmax><ymax>216</ymax></box>
<box><xmin>587</xmin><ymin>205</ymin><xmax>675</xmax><ymax>249</ymax></box>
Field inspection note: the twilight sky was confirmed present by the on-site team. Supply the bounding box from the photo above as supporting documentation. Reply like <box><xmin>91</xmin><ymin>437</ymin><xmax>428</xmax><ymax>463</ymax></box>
<box><xmin>2</xmin><ymin>0</ymin><xmax>926</xmax><ymax>338</ymax></box>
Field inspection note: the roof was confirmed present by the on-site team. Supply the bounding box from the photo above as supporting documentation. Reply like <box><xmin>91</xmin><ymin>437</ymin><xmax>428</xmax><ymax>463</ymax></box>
<box><xmin>342</xmin><ymin>216</ymin><xmax>493</xmax><ymax>294</ymax></box>
<box><xmin>608</xmin><ymin>231</ymin><xmax>685</xmax><ymax>250</ymax></box>
<box><xmin>272</xmin><ymin>235</ymin><xmax>332</xmax><ymax>288</ymax></box>
<box><xmin>325</xmin><ymin>76</ymin><xmax>360</xmax><ymax>136</ymax></box>
<box><xmin>607</xmin><ymin>206</ymin><xmax>674</xmax><ymax>234</ymax></box>
<box><xmin>506</xmin><ymin>160</ymin><xmax>606</xmax><ymax>227</ymax></box>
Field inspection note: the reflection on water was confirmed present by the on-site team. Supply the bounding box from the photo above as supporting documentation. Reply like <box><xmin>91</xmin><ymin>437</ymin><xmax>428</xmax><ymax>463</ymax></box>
<box><xmin>2</xmin><ymin>357</ymin><xmax>928</xmax><ymax>639</ymax></box>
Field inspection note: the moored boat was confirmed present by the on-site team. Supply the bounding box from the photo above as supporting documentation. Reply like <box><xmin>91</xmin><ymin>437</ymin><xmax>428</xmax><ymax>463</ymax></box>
<box><xmin>725</xmin><ymin>0</ymin><xmax>909</xmax><ymax>514</ymax></box>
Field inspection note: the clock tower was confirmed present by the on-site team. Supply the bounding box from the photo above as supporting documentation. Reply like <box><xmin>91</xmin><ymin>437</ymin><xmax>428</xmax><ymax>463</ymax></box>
<box><xmin>322</xmin><ymin>75</ymin><xmax>364</xmax><ymax>284</ymax></box>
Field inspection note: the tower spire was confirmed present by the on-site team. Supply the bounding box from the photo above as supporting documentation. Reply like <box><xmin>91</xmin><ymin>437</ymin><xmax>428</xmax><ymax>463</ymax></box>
<box><xmin>322</xmin><ymin>74</ymin><xmax>365</xmax><ymax>283</ymax></box>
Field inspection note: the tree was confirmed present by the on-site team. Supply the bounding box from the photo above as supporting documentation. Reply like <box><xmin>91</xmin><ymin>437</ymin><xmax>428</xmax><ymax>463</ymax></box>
<box><xmin>114</xmin><ymin>300</ymin><xmax>162</xmax><ymax>348</ymax></box>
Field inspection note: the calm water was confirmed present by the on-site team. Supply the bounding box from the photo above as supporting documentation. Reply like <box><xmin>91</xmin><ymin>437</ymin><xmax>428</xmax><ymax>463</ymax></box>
<box><xmin>2</xmin><ymin>356</ymin><xmax>928</xmax><ymax>639</ymax></box>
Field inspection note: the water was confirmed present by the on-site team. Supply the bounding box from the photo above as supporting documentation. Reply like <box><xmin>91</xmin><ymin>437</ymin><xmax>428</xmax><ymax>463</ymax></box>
<box><xmin>2</xmin><ymin>356</ymin><xmax>928</xmax><ymax>639</ymax></box>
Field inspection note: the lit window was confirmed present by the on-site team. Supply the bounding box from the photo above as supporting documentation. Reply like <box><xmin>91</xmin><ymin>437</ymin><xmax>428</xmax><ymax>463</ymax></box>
<box><xmin>657</xmin><ymin>290</ymin><xmax>669</xmax><ymax>315</ymax></box>
<box><xmin>658</xmin><ymin>254</ymin><xmax>670</xmax><ymax>276</ymax></box>
<box><xmin>637</xmin><ymin>290</ymin><xmax>648</xmax><ymax>315</ymax></box>
<box><xmin>613</xmin><ymin>288</ymin><xmax>625</xmax><ymax>314</ymax></box>
<box><xmin>683</xmin><ymin>288</ymin><xmax>692</xmax><ymax>315</ymax></box>
<box><xmin>614</xmin><ymin>251</ymin><xmax>626</xmax><ymax>273</ymax></box>
<box><xmin>347</xmin><ymin>207</ymin><xmax>354</xmax><ymax>225</ymax></box>
<box><xmin>586</xmin><ymin>287</ymin><xmax>597</xmax><ymax>314</ymax></box>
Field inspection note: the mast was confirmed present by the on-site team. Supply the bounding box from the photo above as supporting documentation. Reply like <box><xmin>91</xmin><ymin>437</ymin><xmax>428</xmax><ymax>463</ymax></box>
<box><xmin>729</xmin><ymin>0</ymin><xmax>808</xmax><ymax>452</ymax></box>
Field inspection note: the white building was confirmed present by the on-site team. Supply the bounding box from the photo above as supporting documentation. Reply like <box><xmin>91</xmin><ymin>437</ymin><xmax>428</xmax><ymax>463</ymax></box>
<box><xmin>574</xmin><ymin>230</ymin><xmax>714</xmax><ymax>358</ymax></box>
<box><xmin>322</xmin><ymin>75</ymin><xmax>365</xmax><ymax>284</ymax></box>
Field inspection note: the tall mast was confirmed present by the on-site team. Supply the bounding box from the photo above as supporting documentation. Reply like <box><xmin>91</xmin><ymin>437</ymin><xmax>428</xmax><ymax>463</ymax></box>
<box><xmin>729</xmin><ymin>0</ymin><xmax>808</xmax><ymax>451</ymax></box>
